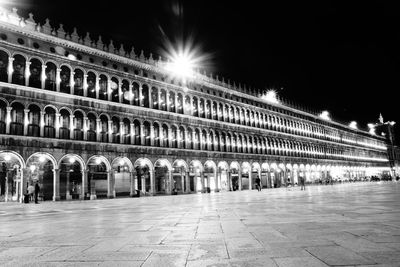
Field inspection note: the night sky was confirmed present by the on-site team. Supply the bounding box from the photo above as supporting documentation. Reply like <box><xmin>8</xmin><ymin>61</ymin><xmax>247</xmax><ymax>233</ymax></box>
<box><xmin>4</xmin><ymin>0</ymin><xmax>399</xmax><ymax>143</ymax></box>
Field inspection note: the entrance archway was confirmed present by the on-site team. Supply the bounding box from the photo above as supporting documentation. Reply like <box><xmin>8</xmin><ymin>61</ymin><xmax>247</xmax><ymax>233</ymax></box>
<box><xmin>154</xmin><ymin>159</ymin><xmax>172</xmax><ymax>195</ymax></box>
<box><xmin>241</xmin><ymin>162</ymin><xmax>251</xmax><ymax>190</ymax></box>
<box><xmin>189</xmin><ymin>160</ymin><xmax>203</xmax><ymax>192</ymax></box>
<box><xmin>133</xmin><ymin>158</ymin><xmax>153</xmax><ymax>195</ymax></box>
<box><xmin>204</xmin><ymin>160</ymin><xmax>217</xmax><ymax>192</ymax></box>
<box><xmin>59</xmin><ymin>154</ymin><xmax>84</xmax><ymax>200</ymax></box>
<box><xmin>111</xmin><ymin>157</ymin><xmax>133</xmax><ymax>197</ymax></box>
<box><xmin>230</xmin><ymin>161</ymin><xmax>240</xmax><ymax>191</ymax></box>
<box><xmin>0</xmin><ymin>151</ymin><xmax>24</xmax><ymax>202</ymax></box>
<box><xmin>218</xmin><ymin>161</ymin><xmax>229</xmax><ymax>191</ymax></box>
<box><xmin>26</xmin><ymin>153</ymin><xmax>56</xmax><ymax>201</ymax></box>
<box><xmin>87</xmin><ymin>156</ymin><xmax>110</xmax><ymax>199</ymax></box>
<box><xmin>172</xmin><ymin>160</ymin><xmax>189</xmax><ymax>193</ymax></box>
<box><xmin>261</xmin><ymin>163</ymin><xmax>270</xmax><ymax>188</ymax></box>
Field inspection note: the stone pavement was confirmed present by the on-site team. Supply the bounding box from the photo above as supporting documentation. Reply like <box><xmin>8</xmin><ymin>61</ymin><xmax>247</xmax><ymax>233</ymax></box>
<box><xmin>1</xmin><ymin>182</ymin><xmax>400</xmax><ymax>267</ymax></box>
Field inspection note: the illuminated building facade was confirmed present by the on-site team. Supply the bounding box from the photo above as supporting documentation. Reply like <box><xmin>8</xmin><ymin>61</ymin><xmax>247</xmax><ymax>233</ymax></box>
<box><xmin>0</xmin><ymin>8</ymin><xmax>391</xmax><ymax>202</ymax></box>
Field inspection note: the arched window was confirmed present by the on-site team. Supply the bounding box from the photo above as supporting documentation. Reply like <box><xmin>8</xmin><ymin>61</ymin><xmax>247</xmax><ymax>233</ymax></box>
<box><xmin>169</xmin><ymin>92</ymin><xmax>175</xmax><ymax>113</ymax></box>
<box><xmin>10</xmin><ymin>103</ymin><xmax>24</xmax><ymax>135</ymax></box>
<box><xmin>142</xmin><ymin>85</ymin><xmax>150</xmax><ymax>108</ymax></box>
<box><xmin>0</xmin><ymin>100</ymin><xmax>6</xmax><ymax>134</ymax></box>
<box><xmin>177</xmin><ymin>94</ymin><xmax>183</xmax><ymax>114</ymax></box>
<box><xmin>111</xmin><ymin>77</ymin><xmax>119</xmax><ymax>103</ymax></box>
<box><xmin>143</xmin><ymin>121</ymin><xmax>151</xmax><ymax>146</ymax></box>
<box><xmin>132</xmin><ymin>83</ymin><xmax>140</xmax><ymax>106</ymax></box>
<box><xmin>192</xmin><ymin>97</ymin><xmax>198</xmax><ymax>117</ymax></box>
<box><xmin>121</xmin><ymin>80</ymin><xmax>130</xmax><ymax>104</ymax></box>
<box><xmin>87</xmin><ymin>72</ymin><xmax>96</xmax><ymax>98</ymax></box>
<box><xmin>29</xmin><ymin>58</ymin><xmax>42</xmax><ymax>88</ymax></box>
<box><xmin>153</xmin><ymin>122</ymin><xmax>160</xmax><ymax>147</ymax></box>
<box><xmin>0</xmin><ymin>50</ymin><xmax>8</xmax><ymax>82</ymax></box>
<box><xmin>133</xmin><ymin>120</ymin><xmax>141</xmax><ymax>145</ymax></box>
<box><xmin>112</xmin><ymin>117</ymin><xmax>120</xmax><ymax>143</ymax></box>
<box><xmin>74</xmin><ymin>111</ymin><xmax>84</xmax><ymax>140</ymax></box>
<box><xmin>99</xmin><ymin>115</ymin><xmax>108</xmax><ymax>142</ymax></box>
<box><xmin>73</xmin><ymin>69</ymin><xmax>84</xmax><ymax>96</ymax></box>
<box><xmin>45</xmin><ymin>62</ymin><xmax>56</xmax><ymax>91</ymax></box>
<box><xmin>171</xmin><ymin>125</ymin><xmax>178</xmax><ymax>148</ymax></box>
<box><xmin>60</xmin><ymin>66</ymin><xmax>71</xmax><ymax>94</ymax></box>
<box><xmin>160</xmin><ymin>89</ymin><xmax>167</xmax><ymax>111</ymax></box>
<box><xmin>162</xmin><ymin>124</ymin><xmax>169</xmax><ymax>147</ymax></box>
<box><xmin>12</xmin><ymin>54</ymin><xmax>26</xmax><ymax>85</ymax></box>
<box><xmin>87</xmin><ymin>113</ymin><xmax>97</xmax><ymax>142</ymax></box>
<box><xmin>27</xmin><ymin>104</ymin><xmax>40</xmax><ymax>137</ymax></box>
<box><xmin>99</xmin><ymin>75</ymin><xmax>108</xmax><ymax>100</ymax></box>
<box><xmin>44</xmin><ymin>107</ymin><xmax>55</xmax><ymax>138</ymax></box>
<box><xmin>122</xmin><ymin>118</ymin><xmax>131</xmax><ymax>144</ymax></box>
<box><xmin>151</xmin><ymin>87</ymin><xmax>158</xmax><ymax>109</ymax></box>
<box><xmin>59</xmin><ymin>109</ymin><xmax>70</xmax><ymax>139</ymax></box>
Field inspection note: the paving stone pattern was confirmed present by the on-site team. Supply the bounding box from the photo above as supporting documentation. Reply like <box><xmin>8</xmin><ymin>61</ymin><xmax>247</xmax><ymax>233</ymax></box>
<box><xmin>1</xmin><ymin>182</ymin><xmax>400</xmax><ymax>266</ymax></box>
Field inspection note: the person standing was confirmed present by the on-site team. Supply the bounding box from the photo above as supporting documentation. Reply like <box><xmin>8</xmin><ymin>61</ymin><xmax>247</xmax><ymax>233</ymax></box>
<box><xmin>27</xmin><ymin>183</ymin><xmax>35</xmax><ymax>202</ymax></box>
<box><xmin>34</xmin><ymin>182</ymin><xmax>40</xmax><ymax>204</ymax></box>
<box><xmin>255</xmin><ymin>177</ymin><xmax>261</xmax><ymax>191</ymax></box>
<box><xmin>300</xmin><ymin>176</ymin><xmax>305</xmax><ymax>190</ymax></box>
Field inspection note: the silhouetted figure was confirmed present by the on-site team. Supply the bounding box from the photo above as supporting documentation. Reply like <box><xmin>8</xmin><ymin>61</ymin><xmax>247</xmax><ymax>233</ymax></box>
<box><xmin>300</xmin><ymin>176</ymin><xmax>305</xmax><ymax>190</ymax></box>
<box><xmin>255</xmin><ymin>177</ymin><xmax>261</xmax><ymax>191</ymax></box>
<box><xmin>34</xmin><ymin>182</ymin><xmax>40</xmax><ymax>204</ymax></box>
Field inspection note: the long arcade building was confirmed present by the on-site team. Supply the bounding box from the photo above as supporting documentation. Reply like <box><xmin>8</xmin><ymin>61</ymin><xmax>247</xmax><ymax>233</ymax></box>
<box><xmin>0</xmin><ymin>8</ymin><xmax>391</xmax><ymax>202</ymax></box>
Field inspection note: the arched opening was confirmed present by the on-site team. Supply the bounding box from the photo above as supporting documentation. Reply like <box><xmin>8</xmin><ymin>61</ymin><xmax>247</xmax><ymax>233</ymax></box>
<box><xmin>251</xmin><ymin>163</ymin><xmax>261</xmax><ymax>190</ymax></box>
<box><xmin>134</xmin><ymin>159</ymin><xmax>152</xmax><ymax>194</ymax></box>
<box><xmin>0</xmin><ymin>50</ymin><xmax>8</xmax><ymax>82</ymax></box>
<box><xmin>133</xmin><ymin>120</ymin><xmax>141</xmax><ymax>145</ymax></box>
<box><xmin>218</xmin><ymin>162</ymin><xmax>229</xmax><ymax>191</ymax></box>
<box><xmin>26</xmin><ymin>154</ymin><xmax>54</xmax><ymax>201</ymax></box>
<box><xmin>199</xmin><ymin>99</ymin><xmax>205</xmax><ymax>118</ymax></box>
<box><xmin>206</xmin><ymin>100</ymin><xmax>212</xmax><ymax>119</ymax></box>
<box><xmin>151</xmin><ymin>87</ymin><xmax>158</xmax><ymax>109</ymax></box>
<box><xmin>73</xmin><ymin>69</ymin><xmax>84</xmax><ymax>96</ymax></box>
<box><xmin>241</xmin><ymin>162</ymin><xmax>251</xmax><ymax>190</ymax></box>
<box><xmin>99</xmin><ymin>74</ymin><xmax>108</xmax><ymax>100</ymax></box>
<box><xmin>177</xmin><ymin>93</ymin><xmax>183</xmax><ymax>114</ymax></box>
<box><xmin>27</xmin><ymin>104</ymin><xmax>40</xmax><ymax>137</ymax></box>
<box><xmin>261</xmin><ymin>163</ymin><xmax>270</xmax><ymax>188</ymax></box>
<box><xmin>59</xmin><ymin>156</ymin><xmax>82</xmax><ymax>200</ymax></box>
<box><xmin>45</xmin><ymin>62</ymin><xmax>56</xmax><ymax>91</ymax></box>
<box><xmin>44</xmin><ymin>106</ymin><xmax>56</xmax><ymax>138</ymax></box>
<box><xmin>212</xmin><ymin>102</ymin><xmax>217</xmax><ymax>120</ymax></box>
<box><xmin>59</xmin><ymin>109</ymin><xmax>70</xmax><ymax>139</ymax></box>
<box><xmin>87</xmin><ymin>156</ymin><xmax>109</xmax><ymax>199</ymax></box>
<box><xmin>87</xmin><ymin>113</ymin><xmax>97</xmax><ymax>142</ymax></box>
<box><xmin>153</xmin><ymin>122</ymin><xmax>160</xmax><ymax>147</ymax></box>
<box><xmin>121</xmin><ymin>79</ymin><xmax>130</xmax><ymax>104</ymax></box>
<box><xmin>204</xmin><ymin>161</ymin><xmax>217</xmax><ymax>192</ymax></box>
<box><xmin>111</xmin><ymin>77</ymin><xmax>119</xmax><ymax>102</ymax></box>
<box><xmin>0</xmin><ymin>100</ymin><xmax>6</xmax><ymax>134</ymax></box>
<box><xmin>112</xmin><ymin>157</ymin><xmax>132</xmax><ymax>197</ymax></box>
<box><xmin>169</xmin><ymin>91</ymin><xmax>175</xmax><ymax>113</ymax></box>
<box><xmin>86</xmin><ymin>71</ymin><xmax>96</xmax><ymax>98</ymax></box>
<box><xmin>11</xmin><ymin>54</ymin><xmax>25</xmax><ymax>85</ymax></box>
<box><xmin>143</xmin><ymin>121</ymin><xmax>151</xmax><ymax>146</ymax></box>
<box><xmin>99</xmin><ymin>114</ymin><xmax>108</xmax><ymax>143</ymax></box>
<box><xmin>0</xmin><ymin>152</ymin><xmax>23</xmax><ymax>202</ymax></box>
<box><xmin>28</xmin><ymin>58</ymin><xmax>42</xmax><ymax>88</ymax></box>
<box><xmin>192</xmin><ymin>97</ymin><xmax>198</xmax><ymax>117</ymax></box>
<box><xmin>122</xmin><ymin>118</ymin><xmax>131</xmax><ymax>144</ymax></box>
<box><xmin>111</xmin><ymin>116</ymin><xmax>120</xmax><ymax>143</ymax></box>
<box><xmin>142</xmin><ymin>84</ymin><xmax>150</xmax><ymax>108</ymax></box>
<box><xmin>179</xmin><ymin>126</ymin><xmax>185</xmax><ymax>149</ymax></box>
<box><xmin>201</xmin><ymin>130</ymin><xmax>207</xmax><ymax>150</ymax></box>
<box><xmin>154</xmin><ymin>159</ymin><xmax>170</xmax><ymax>194</ymax></box>
<box><xmin>162</xmin><ymin>124</ymin><xmax>169</xmax><ymax>148</ymax></box>
<box><xmin>189</xmin><ymin>160</ymin><xmax>202</xmax><ymax>192</ymax></box>
<box><xmin>74</xmin><ymin>111</ymin><xmax>84</xmax><ymax>140</ymax></box>
<box><xmin>184</xmin><ymin>96</ymin><xmax>191</xmax><ymax>115</ymax></box>
<box><xmin>194</xmin><ymin>129</ymin><xmax>200</xmax><ymax>150</ymax></box>
<box><xmin>171</xmin><ymin>125</ymin><xmax>178</xmax><ymax>148</ymax></box>
<box><xmin>10</xmin><ymin>102</ymin><xmax>24</xmax><ymax>136</ymax></box>
<box><xmin>59</xmin><ymin>66</ymin><xmax>71</xmax><ymax>94</ymax></box>
<box><xmin>187</xmin><ymin>128</ymin><xmax>193</xmax><ymax>149</ymax></box>
<box><xmin>159</xmin><ymin>89</ymin><xmax>167</xmax><ymax>111</ymax></box>
<box><xmin>132</xmin><ymin>82</ymin><xmax>140</xmax><ymax>106</ymax></box>
<box><xmin>230</xmin><ymin>162</ymin><xmax>240</xmax><ymax>191</ymax></box>
<box><xmin>172</xmin><ymin>160</ymin><xmax>188</xmax><ymax>193</ymax></box>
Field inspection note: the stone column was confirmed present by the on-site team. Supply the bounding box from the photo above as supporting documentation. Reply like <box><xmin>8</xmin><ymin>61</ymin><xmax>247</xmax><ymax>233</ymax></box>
<box><xmin>5</xmin><ymin>107</ymin><xmax>12</xmax><ymax>134</ymax></box>
<box><xmin>129</xmin><ymin>171</ymin><xmax>135</xmax><ymax>196</ymax></box>
<box><xmin>108</xmin><ymin>120</ymin><xmax>113</xmax><ymax>143</ymax></box>
<box><xmin>129</xmin><ymin>83</ymin><xmax>134</xmax><ymax>105</ymax></box>
<box><xmin>228</xmin><ymin>171</ymin><xmax>232</xmax><ymax>191</ymax></box>
<box><xmin>215</xmin><ymin>170</ymin><xmax>220</xmax><ymax>192</ymax></box>
<box><xmin>83</xmin><ymin>116</ymin><xmax>88</xmax><ymax>141</ymax></box>
<box><xmin>150</xmin><ymin>126</ymin><xmax>154</xmax><ymax>146</ymax></box>
<box><xmin>168</xmin><ymin>128</ymin><xmax>173</xmax><ymax>148</ymax></box>
<box><xmin>81</xmin><ymin>169</ymin><xmax>88</xmax><ymax>200</ymax></box>
<box><xmin>55</xmin><ymin>112</ymin><xmax>60</xmax><ymax>138</ymax></box>
<box><xmin>25</xmin><ymin>61</ymin><xmax>31</xmax><ymax>86</ymax></box>
<box><xmin>141</xmin><ymin>173</ymin><xmax>146</xmax><ymax>194</ymax></box>
<box><xmin>70</xmin><ymin>71</ymin><xmax>75</xmax><ymax>95</ymax></box>
<box><xmin>107</xmin><ymin>171</ymin><xmax>113</xmax><ymax>198</ymax></box>
<box><xmin>118</xmin><ymin>81</ymin><xmax>122</xmax><ymax>103</ymax></box>
<box><xmin>130</xmin><ymin>123</ymin><xmax>135</xmax><ymax>145</ymax></box>
<box><xmin>95</xmin><ymin>77</ymin><xmax>100</xmax><ymax>99</ymax></box>
<box><xmin>140</xmin><ymin>123</ymin><xmax>145</xmax><ymax>145</ymax></box>
<box><xmin>120</xmin><ymin>121</ymin><xmax>124</xmax><ymax>144</ymax></box>
<box><xmin>238</xmin><ymin>171</ymin><xmax>242</xmax><ymax>191</ymax></box>
<box><xmin>180</xmin><ymin>172</ymin><xmax>185</xmax><ymax>193</ymax></box>
<box><xmin>41</xmin><ymin>64</ymin><xmax>46</xmax><ymax>89</ymax></box>
<box><xmin>56</xmin><ymin>68</ymin><xmax>61</xmax><ymax>92</ymax></box>
<box><xmin>166</xmin><ymin>91</ymin><xmax>170</xmax><ymax>112</ymax></box>
<box><xmin>83</xmin><ymin>74</ymin><xmax>88</xmax><ymax>97</ymax></box>
<box><xmin>139</xmin><ymin>85</ymin><xmax>143</xmax><ymax>107</ymax></box>
<box><xmin>107</xmin><ymin>80</ymin><xmax>112</xmax><ymax>101</ymax></box>
<box><xmin>150</xmin><ymin>170</ymin><xmax>155</xmax><ymax>195</ymax></box>
<box><xmin>53</xmin><ymin>168</ymin><xmax>60</xmax><ymax>201</ymax></box>
<box><xmin>39</xmin><ymin>111</ymin><xmax>45</xmax><ymax>137</ymax></box>
<box><xmin>7</xmin><ymin>57</ymin><xmax>13</xmax><ymax>83</ymax></box>
<box><xmin>185</xmin><ymin>171</ymin><xmax>190</xmax><ymax>193</ymax></box>
<box><xmin>23</xmin><ymin>109</ymin><xmax>29</xmax><ymax>136</ymax></box>
<box><xmin>200</xmin><ymin>172</ymin><xmax>205</xmax><ymax>193</ymax></box>
<box><xmin>90</xmin><ymin>172</ymin><xmax>97</xmax><ymax>200</ymax></box>
<box><xmin>168</xmin><ymin>170</ymin><xmax>173</xmax><ymax>195</ymax></box>
<box><xmin>248</xmin><ymin>170</ymin><xmax>252</xmax><ymax>190</ymax></box>
<box><xmin>66</xmin><ymin>171</ymin><xmax>72</xmax><ymax>200</ymax></box>
<box><xmin>96</xmin><ymin>118</ymin><xmax>101</xmax><ymax>142</ymax></box>
<box><xmin>69</xmin><ymin>114</ymin><xmax>75</xmax><ymax>140</ymax></box>
<box><xmin>159</xmin><ymin>127</ymin><xmax>164</xmax><ymax>147</ymax></box>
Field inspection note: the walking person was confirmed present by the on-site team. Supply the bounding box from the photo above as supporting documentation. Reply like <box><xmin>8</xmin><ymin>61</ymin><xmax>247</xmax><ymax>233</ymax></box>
<box><xmin>300</xmin><ymin>176</ymin><xmax>305</xmax><ymax>190</ymax></box>
<box><xmin>255</xmin><ymin>177</ymin><xmax>261</xmax><ymax>191</ymax></box>
<box><xmin>27</xmin><ymin>183</ymin><xmax>34</xmax><ymax>202</ymax></box>
<box><xmin>34</xmin><ymin>181</ymin><xmax>40</xmax><ymax>204</ymax></box>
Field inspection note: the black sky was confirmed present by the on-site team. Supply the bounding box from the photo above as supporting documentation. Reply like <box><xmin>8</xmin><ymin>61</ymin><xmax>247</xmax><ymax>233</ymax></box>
<box><xmin>5</xmin><ymin>0</ymin><xmax>400</xmax><ymax>142</ymax></box>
